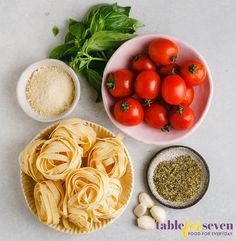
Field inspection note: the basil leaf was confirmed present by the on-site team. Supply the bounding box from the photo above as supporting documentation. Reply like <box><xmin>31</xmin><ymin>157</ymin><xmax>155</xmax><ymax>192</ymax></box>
<box><xmin>89</xmin><ymin>60</ymin><xmax>107</xmax><ymax>75</ymax></box>
<box><xmin>78</xmin><ymin>59</ymin><xmax>88</xmax><ymax>70</ymax></box>
<box><xmin>104</xmin><ymin>48</ymin><xmax>116</xmax><ymax>59</ymax></box>
<box><xmin>85</xmin><ymin>31</ymin><xmax>136</xmax><ymax>52</ymax></box>
<box><xmin>89</xmin><ymin>11</ymin><xmax>105</xmax><ymax>34</ymax></box>
<box><xmin>84</xmin><ymin>3</ymin><xmax>130</xmax><ymax>25</ymax></box>
<box><xmin>69</xmin><ymin>22</ymin><xmax>85</xmax><ymax>38</ymax></box>
<box><xmin>83</xmin><ymin>69</ymin><xmax>102</xmax><ymax>102</ymax></box>
<box><xmin>83</xmin><ymin>4</ymin><xmax>109</xmax><ymax>26</ymax></box>
<box><xmin>83</xmin><ymin>3</ymin><xmax>135</xmax><ymax>34</ymax></box>
<box><xmin>107</xmin><ymin>18</ymin><xmax>144</xmax><ymax>33</ymax></box>
<box><xmin>64</xmin><ymin>32</ymin><xmax>75</xmax><ymax>43</ymax></box>
<box><xmin>63</xmin><ymin>46</ymin><xmax>79</xmax><ymax>57</ymax></box>
<box><xmin>52</xmin><ymin>26</ymin><xmax>59</xmax><ymax>36</ymax></box>
<box><xmin>68</xmin><ymin>18</ymin><xmax>79</xmax><ymax>26</ymax></box>
<box><xmin>49</xmin><ymin>43</ymin><xmax>74</xmax><ymax>59</ymax></box>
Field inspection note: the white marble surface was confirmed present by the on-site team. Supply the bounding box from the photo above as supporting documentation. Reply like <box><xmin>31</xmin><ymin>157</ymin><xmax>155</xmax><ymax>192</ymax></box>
<box><xmin>0</xmin><ymin>0</ymin><xmax>235</xmax><ymax>240</ymax></box>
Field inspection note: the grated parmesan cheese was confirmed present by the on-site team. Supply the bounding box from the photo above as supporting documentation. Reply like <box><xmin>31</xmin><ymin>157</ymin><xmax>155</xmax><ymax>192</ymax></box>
<box><xmin>26</xmin><ymin>66</ymin><xmax>75</xmax><ymax>117</ymax></box>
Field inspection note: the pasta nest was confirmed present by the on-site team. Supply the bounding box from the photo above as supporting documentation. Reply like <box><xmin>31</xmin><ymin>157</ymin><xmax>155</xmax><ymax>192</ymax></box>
<box><xmin>36</xmin><ymin>137</ymin><xmax>83</xmax><ymax>180</ymax></box>
<box><xmin>62</xmin><ymin>168</ymin><xmax>109</xmax><ymax>231</ymax></box>
<box><xmin>50</xmin><ymin>119</ymin><xmax>96</xmax><ymax>156</ymax></box>
<box><xmin>92</xmin><ymin>178</ymin><xmax>123</xmax><ymax>221</ymax></box>
<box><xmin>87</xmin><ymin>138</ymin><xmax>128</xmax><ymax>179</ymax></box>
<box><xmin>63</xmin><ymin>168</ymin><xmax>109</xmax><ymax>212</ymax></box>
<box><xmin>34</xmin><ymin>180</ymin><xmax>64</xmax><ymax>225</ymax></box>
<box><xmin>19</xmin><ymin>139</ymin><xmax>45</xmax><ymax>182</ymax></box>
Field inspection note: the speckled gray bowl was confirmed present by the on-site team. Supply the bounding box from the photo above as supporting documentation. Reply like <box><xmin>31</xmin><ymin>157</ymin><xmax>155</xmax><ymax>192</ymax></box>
<box><xmin>147</xmin><ymin>146</ymin><xmax>210</xmax><ymax>209</ymax></box>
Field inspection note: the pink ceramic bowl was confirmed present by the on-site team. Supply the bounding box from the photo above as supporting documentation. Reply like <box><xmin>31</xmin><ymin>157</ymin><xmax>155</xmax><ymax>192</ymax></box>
<box><xmin>102</xmin><ymin>34</ymin><xmax>213</xmax><ymax>145</ymax></box>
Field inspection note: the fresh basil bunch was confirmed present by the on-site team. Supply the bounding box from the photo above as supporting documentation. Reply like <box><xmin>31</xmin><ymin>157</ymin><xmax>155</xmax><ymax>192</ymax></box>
<box><xmin>49</xmin><ymin>3</ymin><xmax>142</xmax><ymax>101</ymax></box>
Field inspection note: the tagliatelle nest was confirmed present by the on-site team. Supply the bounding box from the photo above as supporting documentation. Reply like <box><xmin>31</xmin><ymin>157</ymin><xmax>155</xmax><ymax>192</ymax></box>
<box><xmin>34</xmin><ymin>180</ymin><xmax>64</xmax><ymax>224</ymax></box>
<box><xmin>87</xmin><ymin>137</ymin><xmax>128</xmax><ymax>179</ymax></box>
<box><xmin>19</xmin><ymin>118</ymin><xmax>132</xmax><ymax>233</ymax></box>
<box><xmin>36</xmin><ymin>136</ymin><xmax>83</xmax><ymax>180</ymax></box>
<box><xmin>19</xmin><ymin>139</ymin><xmax>46</xmax><ymax>182</ymax></box>
<box><xmin>50</xmin><ymin>119</ymin><xmax>97</xmax><ymax>156</ymax></box>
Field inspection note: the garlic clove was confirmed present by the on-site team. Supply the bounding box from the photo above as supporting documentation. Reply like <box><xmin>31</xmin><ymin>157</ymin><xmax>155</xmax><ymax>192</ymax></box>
<box><xmin>150</xmin><ymin>205</ymin><xmax>166</xmax><ymax>223</ymax></box>
<box><xmin>138</xmin><ymin>192</ymin><xmax>154</xmax><ymax>208</ymax></box>
<box><xmin>137</xmin><ymin>215</ymin><xmax>156</xmax><ymax>229</ymax></box>
<box><xmin>133</xmin><ymin>203</ymin><xmax>147</xmax><ymax>217</ymax></box>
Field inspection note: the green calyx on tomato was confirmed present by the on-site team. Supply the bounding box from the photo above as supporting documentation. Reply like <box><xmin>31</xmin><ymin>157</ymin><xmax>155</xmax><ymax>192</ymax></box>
<box><xmin>106</xmin><ymin>74</ymin><xmax>115</xmax><ymax>89</ymax></box>
<box><xmin>120</xmin><ymin>101</ymin><xmax>129</xmax><ymax>112</ymax></box>
<box><xmin>132</xmin><ymin>54</ymin><xmax>141</xmax><ymax>61</ymax></box>
<box><xmin>143</xmin><ymin>99</ymin><xmax>154</xmax><ymax>107</ymax></box>
<box><xmin>161</xmin><ymin>124</ymin><xmax>170</xmax><ymax>132</ymax></box>
<box><xmin>176</xmin><ymin>105</ymin><xmax>184</xmax><ymax>116</ymax></box>
<box><xmin>170</xmin><ymin>55</ymin><xmax>177</xmax><ymax>63</ymax></box>
<box><xmin>188</xmin><ymin>64</ymin><xmax>198</xmax><ymax>74</ymax></box>
<box><xmin>171</xmin><ymin>67</ymin><xmax>177</xmax><ymax>74</ymax></box>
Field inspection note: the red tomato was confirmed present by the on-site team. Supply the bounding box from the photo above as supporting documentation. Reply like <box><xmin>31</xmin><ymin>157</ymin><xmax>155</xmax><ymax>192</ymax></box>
<box><xmin>131</xmin><ymin>54</ymin><xmax>156</xmax><ymax>72</ymax></box>
<box><xmin>144</xmin><ymin>103</ymin><xmax>169</xmax><ymax>131</ymax></box>
<box><xmin>180</xmin><ymin>60</ymin><xmax>206</xmax><ymax>86</ymax></box>
<box><xmin>106</xmin><ymin>69</ymin><xmax>135</xmax><ymax>98</ymax></box>
<box><xmin>158</xmin><ymin>63</ymin><xmax>179</xmax><ymax>78</ymax></box>
<box><xmin>148</xmin><ymin>38</ymin><xmax>178</xmax><ymax>65</ymax></box>
<box><xmin>182</xmin><ymin>87</ymin><xmax>194</xmax><ymax>105</ymax></box>
<box><xmin>161</xmin><ymin>75</ymin><xmax>187</xmax><ymax>105</ymax></box>
<box><xmin>114</xmin><ymin>97</ymin><xmax>144</xmax><ymax>126</ymax></box>
<box><xmin>170</xmin><ymin>105</ymin><xmax>195</xmax><ymax>130</ymax></box>
<box><xmin>134</xmin><ymin>70</ymin><xmax>161</xmax><ymax>99</ymax></box>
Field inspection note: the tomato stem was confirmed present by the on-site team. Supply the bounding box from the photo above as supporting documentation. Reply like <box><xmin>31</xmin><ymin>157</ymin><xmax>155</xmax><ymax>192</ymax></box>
<box><xmin>143</xmin><ymin>99</ymin><xmax>153</xmax><ymax>107</ymax></box>
<box><xmin>106</xmin><ymin>80</ymin><xmax>115</xmax><ymax>89</ymax></box>
<box><xmin>161</xmin><ymin>124</ymin><xmax>170</xmax><ymax>132</ymax></box>
<box><xmin>176</xmin><ymin>105</ymin><xmax>184</xmax><ymax>116</ymax></box>
<box><xmin>171</xmin><ymin>67</ymin><xmax>177</xmax><ymax>74</ymax></box>
<box><xmin>106</xmin><ymin>74</ymin><xmax>115</xmax><ymax>89</ymax></box>
<box><xmin>120</xmin><ymin>101</ymin><xmax>129</xmax><ymax>112</ymax></box>
<box><xmin>189</xmin><ymin>64</ymin><xmax>198</xmax><ymax>74</ymax></box>
<box><xmin>132</xmin><ymin>54</ymin><xmax>141</xmax><ymax>62</ymax></box>
<box><xmin>170</xmin><ymin>55</ymin><xmax>177</xmax><ymax>63</ymax></box>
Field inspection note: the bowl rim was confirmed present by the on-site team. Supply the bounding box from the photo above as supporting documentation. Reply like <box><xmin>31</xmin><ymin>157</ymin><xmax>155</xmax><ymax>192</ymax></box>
<box><xmin>16</xmin><ymin>59</ymin><xmax>80</xmax><ymax>122</ymax></box>
<box><xmin>146</xmin><ymin>145</ymin><xmax>210</xmax><ymax>209</ymax></box>
<box><xmin>102</xmin><ymin>33</ymin><xmax>214</xmax><ymax>145</ymax></box>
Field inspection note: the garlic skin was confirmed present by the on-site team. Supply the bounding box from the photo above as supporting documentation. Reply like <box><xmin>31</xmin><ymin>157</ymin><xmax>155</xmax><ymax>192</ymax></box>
<box><xmin>150</xmin><ymin>206</ymin><xmax>166</xmax><ymax>223</ymax></box>
<box><xmin>138</xmin><ymin>192</ymin><xmax>154</xmax><ymax>208</ymax></box>
<box><xmin>137</xmin><ymin>216</ymin><xmax>156</xmax><ymax>230</ymax></box>
<box><xmin>133</xmin><ymin>203</ymin><xmax>147</xmax><ymax>217</ymax></box>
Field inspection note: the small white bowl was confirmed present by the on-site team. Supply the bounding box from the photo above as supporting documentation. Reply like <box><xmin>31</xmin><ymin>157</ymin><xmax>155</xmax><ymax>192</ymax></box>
<box><xmin>17</xmin><ymin>59</ymin><xmax>80</xmax><ymax>122</ymax></box>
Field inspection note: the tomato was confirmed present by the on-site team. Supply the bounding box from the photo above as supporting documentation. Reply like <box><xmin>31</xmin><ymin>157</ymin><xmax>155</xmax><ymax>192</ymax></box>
<box><xmin>131</xmin><ymin>54</ymin><xmax>156</xmax><ymax>72</ymax></box>
<box><xmin>158</xmin><ymin>63</ymin><xmax>179</xmax><ymax>78</ymax></box>
<box><xmin>182</xmin><ymin>87</ymin><xmax>194</xmax><ymax>105</ymax></box>
<box><xmin>144</xmin><ymin>103</ymin><xmax>169</xmax><ymax>131</ymax></box>
<box><xmin>180</xmin><ymin>60</ymin><xmax>206</xmax><ymax>86</ymax></box>
<box><xmin>161</xmin><ymin>75</ymin><xmax>186</xmax><ymax>105</ymax></box>
<box><xmin>114</xmin><ymin>97</ymin><xmax>144</xmax><ymax>126</ymax></box>
<box><xmin>106</xmin><ymin>69</ymin><xmax>135</xmax><ymax>98</ymax></box>
<box><xmin>170</xmin><ymin>105</ymin><xmax>194</xmax><ymax>130</ymax></box>
<box><xmin>134</xmin><ymin>70</ymin><xmax>161</xmax><ymax>99</ymax></box>
<box><xmin>148</xmin><ymin>38</ymin><xmax>178</xmax><ymax>65</ymax></box>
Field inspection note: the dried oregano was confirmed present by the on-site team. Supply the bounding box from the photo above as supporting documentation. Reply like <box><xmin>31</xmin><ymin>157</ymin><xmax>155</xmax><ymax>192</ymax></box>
<box><xmin>153</xmin><ymin>155</ymin><xmax>202</xmax><ymax>202</ymax></box>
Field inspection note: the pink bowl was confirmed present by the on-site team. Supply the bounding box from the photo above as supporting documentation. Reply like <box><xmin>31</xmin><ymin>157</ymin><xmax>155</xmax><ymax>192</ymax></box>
<box><xmin>102</xmin><ymin>34</ymin><xmax>213</xmax><ymax>145</ymax></box>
